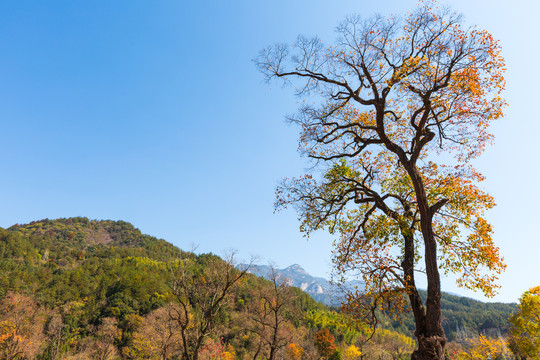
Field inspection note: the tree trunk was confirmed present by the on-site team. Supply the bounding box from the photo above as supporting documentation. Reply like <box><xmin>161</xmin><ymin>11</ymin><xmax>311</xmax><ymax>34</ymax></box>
<box><xmin>405</xmin><ymin>166</ymin><xmax>447</xmax><ymax>359</ymax></box>
<box><xmin>411</xmin><ymin>334</ymin><xmax>446</xmax><ymax>360</ymax></box>
<box><xmin>403</xmin><ymin>232</ymin><xmax>446</xmax><ymax>360</ymax></box>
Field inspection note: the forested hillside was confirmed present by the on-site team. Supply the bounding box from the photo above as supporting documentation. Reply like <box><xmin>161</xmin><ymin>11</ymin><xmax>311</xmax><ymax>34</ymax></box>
<box><xmin>0</xmin><ymin>218</ymin><xmax>381</xmax><ymax>359</ymax></box>
<box><xmin>0</xmin><ymin>218</ymin><xmax>517</xmax><ymax>359</ymax></box>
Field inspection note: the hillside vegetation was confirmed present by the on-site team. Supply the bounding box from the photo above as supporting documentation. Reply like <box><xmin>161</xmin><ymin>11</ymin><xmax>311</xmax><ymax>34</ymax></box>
<box><xmin>0</xmin><ymin>218</ymin><xmax>517</xmax><ymax>359</ymax></box>
<box><xmin>248</xmin><ymin>264</ymin><xmax>516</xmax><ymax>341</ymax></box>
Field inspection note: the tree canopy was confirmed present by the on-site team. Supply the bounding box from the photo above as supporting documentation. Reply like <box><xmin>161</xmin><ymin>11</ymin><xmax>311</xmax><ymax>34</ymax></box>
<box><xmin>257</xmin><ymin>2</ymin><xmax>506</xmax><ymax>359</ymax></box>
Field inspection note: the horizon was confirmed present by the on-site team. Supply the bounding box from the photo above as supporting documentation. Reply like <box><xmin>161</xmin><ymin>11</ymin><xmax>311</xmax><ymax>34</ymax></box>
<box><xmin>0</xmin><ymin>215</ymin><xmax>520</xmax><ymax>305</ymax></box>
<box><xmin>1</xmin><ymin>0</ymin><xmax>539</xmax><ymax>304</ymax></box>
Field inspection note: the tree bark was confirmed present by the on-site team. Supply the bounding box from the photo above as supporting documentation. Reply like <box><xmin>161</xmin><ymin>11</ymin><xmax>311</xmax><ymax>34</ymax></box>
<box><xmin>377</xmin><ymin>99</ymin><xmax>447</xmax><ymax>359</ymax></box>
<box><xmin>406</xmin><ymin>167</ymin><xmax>446</xmax><ymax>359</ymax></box>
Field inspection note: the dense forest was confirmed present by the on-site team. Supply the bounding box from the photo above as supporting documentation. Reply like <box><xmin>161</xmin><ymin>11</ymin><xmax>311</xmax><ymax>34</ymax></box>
<box><xmin>0</xmin><ymin>218</ymin><xmax>518</xmax><ymax>359</ymax></box>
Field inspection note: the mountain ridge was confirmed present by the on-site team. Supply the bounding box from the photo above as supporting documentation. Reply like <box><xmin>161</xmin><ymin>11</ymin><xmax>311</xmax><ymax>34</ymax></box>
<box><xmin>243</xmin><ymin>263</ymin><xmax>341</xmax><ymax>305</ymax></box>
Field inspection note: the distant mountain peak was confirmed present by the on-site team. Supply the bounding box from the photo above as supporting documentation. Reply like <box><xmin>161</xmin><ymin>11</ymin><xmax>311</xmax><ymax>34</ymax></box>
<box><xmin>285</xmin><ymin>264</ymin><xmax>305</xmax><ymax>272</ymax></box>
<box><xmin>245</xmin><ymin>263</ymin><xmax>359</xmax><ymax>306</ymax></box>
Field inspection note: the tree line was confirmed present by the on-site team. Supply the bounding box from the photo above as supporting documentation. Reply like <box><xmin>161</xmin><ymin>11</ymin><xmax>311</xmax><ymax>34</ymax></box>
<box><xmin>0</xmin><ymin>218</ymin><xmax>536</xmax><ymax>359</ymax></box>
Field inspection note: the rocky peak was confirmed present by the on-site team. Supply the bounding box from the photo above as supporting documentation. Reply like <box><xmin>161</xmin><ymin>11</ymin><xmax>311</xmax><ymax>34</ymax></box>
<box><xmin>284</xmin><ymin>264</ymin><xmax>308</xmax><ymax>274</ymax></box>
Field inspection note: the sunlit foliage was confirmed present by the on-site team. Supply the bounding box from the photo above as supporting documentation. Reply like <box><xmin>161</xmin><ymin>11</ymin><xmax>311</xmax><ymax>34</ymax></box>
<box><xmin>257</xmin><ymin>1</ymin><xmax>506</xmax><ymax>358</ymax></box>
<box><xmin>509</xmin><ymin>286</ymin><xmax>540</xmax><ymax>360</ymax></box>
<box><xmin>0</xmin><ymin>217</ymin><xmax>514</xmax><ymax>359</ymax></box>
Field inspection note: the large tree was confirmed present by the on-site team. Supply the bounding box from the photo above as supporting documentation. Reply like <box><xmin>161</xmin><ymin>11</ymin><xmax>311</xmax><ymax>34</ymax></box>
<box><xmin>256</xmin><ymin>2</ymin><xmax>505</xmax><ymax>359</ymax></box>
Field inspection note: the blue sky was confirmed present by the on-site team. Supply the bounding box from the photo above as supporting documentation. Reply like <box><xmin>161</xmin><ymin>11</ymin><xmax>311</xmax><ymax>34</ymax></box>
<box><xmin>0</xmin><ymin>0</ymin><xmax>538</xmax><ymax>303</ymax></box>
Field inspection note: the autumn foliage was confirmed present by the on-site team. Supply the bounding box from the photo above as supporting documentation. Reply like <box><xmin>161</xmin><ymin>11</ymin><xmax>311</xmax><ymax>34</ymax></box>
<box><xmin>509</xmin><ymin>286</ymin><xmax>540</xmax><ymax>359</ymax></box>
<box><xmin>0</xmin><ymin>293</ymin><xmax>44</xmax><ymax>360</ymax></box>
<box><xmin>258</xmin><ymin>1</ymin><xmax>506</xmax><ymax>358</ymax></box>
<box><xmin>286</xmin><ymin>343</ymin><xmax>304</xmax><ymax>360</ymax></box>
<box><xmin>457</xmin><ymin>334</ymin><xmax>511</xmax><ymax>360</ymax></box>
<box><xmin>315</xmin><ymin>328</ymin><xmax>337</xmax><ymax>359</ymax></box>
<box><xmin>0</xmin><ymin>217</ymin><xmax>517</xmax><ymax>359</ymax></box>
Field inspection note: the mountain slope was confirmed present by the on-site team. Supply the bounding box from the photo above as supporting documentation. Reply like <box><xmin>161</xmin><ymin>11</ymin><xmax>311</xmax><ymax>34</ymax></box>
<box><xmin>1</xmin><ymin>217</ymin><xmax>187</xmax><ymax>313</ymax></box>
<box><xmin>0</xmin><ymin>218</ymin><xmax>328</xmax><ymax>359</ymax></box>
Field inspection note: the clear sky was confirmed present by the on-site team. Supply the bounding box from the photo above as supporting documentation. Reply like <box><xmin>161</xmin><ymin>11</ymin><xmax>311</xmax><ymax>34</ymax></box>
<box><xmin>0</xmin><ymin>0</ymin><xmax>538</xmax><ymax>303</ymax></box>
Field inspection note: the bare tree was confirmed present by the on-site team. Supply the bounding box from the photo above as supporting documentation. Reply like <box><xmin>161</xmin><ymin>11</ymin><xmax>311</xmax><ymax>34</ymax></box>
<box><xmin>0</xmin><ymin>292</ymin><xmax>45</xmax><ymax>360</ymax></box>
<box><xmin>169</xmin><ymin>253</ymin><xmax>251</xmax><ymax>360</ymax></box>
<box><xmin>91</xmin><ymin>317</ymin><xmax>121</xmax><ymax>360</ymax></box>
<box><xmin>249</xmin><ymin>267</ymin><xmax>296</xmax><ymax>360</ymax></box>
<box><xmin>44</xmin><ymin>312</ymin><xmax>66</xmax><ymax>360</ymax></box>
<box><xmin>130</xmin><ymin>304</ymin><xmax>183</xmax><ymax>359</ymax></box>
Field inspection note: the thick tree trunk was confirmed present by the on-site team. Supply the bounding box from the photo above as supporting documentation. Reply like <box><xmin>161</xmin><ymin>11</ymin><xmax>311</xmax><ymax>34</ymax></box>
<box><xmin>405</xmin><ymin>166</ymin><xmax>447</xmax><ymax>360</ymax></box>
<box><xmin>411</xmin><ymin>334</ymin><xmax>446</xmax><ymax>360</ymax></box>
<box><xmin>403</xmin><ymin>232</ymin><xmax>446</xmax><ymax>360</ymax></box>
